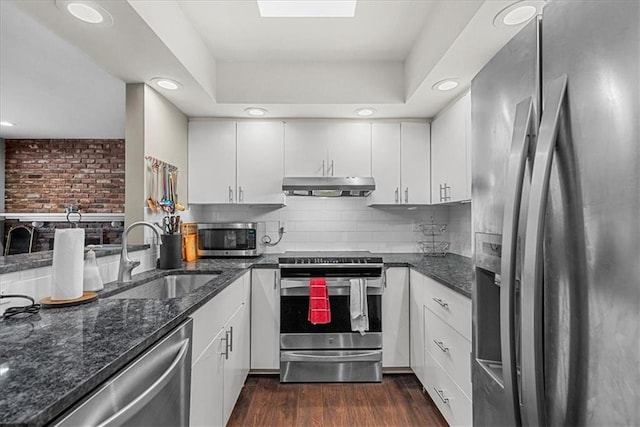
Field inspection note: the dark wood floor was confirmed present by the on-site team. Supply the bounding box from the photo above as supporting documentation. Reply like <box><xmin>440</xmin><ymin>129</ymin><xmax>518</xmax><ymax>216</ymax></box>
<box><xmin>227</xmin><ymin>374</ymin><xmax>448</xmax><ymax>427</ymax></box>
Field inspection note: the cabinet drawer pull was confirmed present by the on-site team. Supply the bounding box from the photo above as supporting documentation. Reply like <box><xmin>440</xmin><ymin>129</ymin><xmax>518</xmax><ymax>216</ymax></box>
<box><xmin>433</xmin><ymin>387</ymin><xmax>449</xmax><ymax>404</ymax></box>
<box><xmin>433</xmin><ymin>339</ymin><xmax>449</xmax><ymax>353</ymax></box>
<box><xmin>432</xmin><ymin>297</ymin><xmax>449</xmax><ymax>308</ymax></box>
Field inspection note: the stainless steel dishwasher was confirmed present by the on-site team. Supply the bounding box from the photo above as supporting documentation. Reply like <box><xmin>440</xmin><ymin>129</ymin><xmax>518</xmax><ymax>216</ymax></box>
<box><xmin>53</xmin><ymin>319</ymin><xmax>193</xmax><ymax>426</ymax></box>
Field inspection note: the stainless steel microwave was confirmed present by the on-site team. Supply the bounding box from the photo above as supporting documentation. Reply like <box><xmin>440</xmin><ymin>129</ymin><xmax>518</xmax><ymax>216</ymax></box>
<box><xmin>196</xmin><ymin>222</ymin><xmax>264</xmax><ymax>257</ymax></box>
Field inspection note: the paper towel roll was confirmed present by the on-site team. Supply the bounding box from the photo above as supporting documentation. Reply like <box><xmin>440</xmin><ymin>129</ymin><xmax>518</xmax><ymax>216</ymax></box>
<box><xmin>51</xmin><ymin>228</ymin><xmax>85</xmax><ymax>300</ymax></box>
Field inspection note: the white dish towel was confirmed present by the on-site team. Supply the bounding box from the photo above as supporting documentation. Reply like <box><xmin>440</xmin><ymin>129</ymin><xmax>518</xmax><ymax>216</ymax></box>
<box><xmin>350</xmin><ymin>278</ymin><xmax>369</xmax><ymax>335</ymax></box>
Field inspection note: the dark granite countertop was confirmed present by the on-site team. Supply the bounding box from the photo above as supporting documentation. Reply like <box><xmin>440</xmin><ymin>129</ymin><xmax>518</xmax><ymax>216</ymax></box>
<box><xmin>0</xmin><ymin>252</ymin><xmax>471</xmax><ymax>426</ymax></box>
<box><xmin>0</xmin><ymin>245</ymin><xmax>149</xmax><ymax>275</ymax></box>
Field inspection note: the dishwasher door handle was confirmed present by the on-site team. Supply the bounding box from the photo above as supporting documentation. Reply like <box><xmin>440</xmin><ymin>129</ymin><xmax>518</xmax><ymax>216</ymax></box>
<box><xmin>97</xmin><ymin>338</ymin><xmax>191</xmax><ymax>427</ymax></box>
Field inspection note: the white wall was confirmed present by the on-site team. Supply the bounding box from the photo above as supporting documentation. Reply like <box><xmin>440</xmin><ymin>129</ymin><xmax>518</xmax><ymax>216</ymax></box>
<box><xmin>126</xmin><ymin>83</ymin><xmax>193</xmax><ymax>243</ymax></box>
<box><xmin>191</xmin><ymin>197</ymin><xmax>472</xmax><ymax>254</ymax></box>
<box><xmin>448</xmin><ymin>203</ymin><xmax>472</xmax><ymax>257</ymax></box>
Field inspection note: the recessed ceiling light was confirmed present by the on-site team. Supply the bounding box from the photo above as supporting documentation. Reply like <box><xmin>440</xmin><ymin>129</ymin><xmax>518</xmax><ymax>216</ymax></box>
<box><xmin>67</xmin><ymin>2</ymin><xmax>103</xmax><ymax>23</ymax></box>
<box><xmin>432</xmin><ymin>79</ymin><xmax>459</xmax><ymax>91</ymax></box>
<box><xmin>355</xmin><ymin>107</ymin><xmax>376</xmax><ymax>117</ymax></box>
<box><xmin>0</xmin><ymin>121</ymin><xmax>16</xmax><ymax>127</ymax></box>
<box><xmin>257</xmin><ymin>0</ymin><xmax>357</xmax><ymax>18</ymax></box>
<box><xmin>150</xmin><ymin>78</ymin><xmax>183</xmax><ymax>91</ymax></box>
<box><xmin>493</xmin><ymin>1</ymin><xmax>545</xmax><ymax>28</ymax></box>
<box><xmin>56</xmin><ymin>1</ymin><xmax>113</xmax><ymax>25</ymax></box>
<box><xmin>245</xmin><ymin>107</ymin><xmax>267</xmax><ymax>116</ymax></box>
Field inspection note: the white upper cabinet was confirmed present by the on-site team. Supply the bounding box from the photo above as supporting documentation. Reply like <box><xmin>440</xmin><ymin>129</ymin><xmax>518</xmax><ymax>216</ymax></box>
<box><xmin>400</xmin><ymin>122</ymin><xmax>431</xmax><ymax>204</ymax></box>
<box><xmin>237</xmin><ymin>122</ymin><xmax>285</xmax><ymax>204</ymax></box>
<box><xmin>283</xmin><ymin>122</ymin><xmax>328</xmax><ymax>177</ymax></box>
<box><xmin>188</xmin><ymin>121</ymin><xmax>236</xmax><ymax>204</ymax></box>
<box><xmin>369</xmin><ymin>123</ymin><xmax>401</xmax><ymax>205</ymax></box>
<box><xmin>284</xmin><ymin>121</ymin><xmax>371</xmax><ymax>177</ymax></box>
<box><xmin>431</xmin><ymin>92</ymin><xmax>471</xmax><ymax>203</ymax></box>
<box><xmin>326</xmin><ymin>123</ymin><xmax>372</xmax><ymax>177</ymax></box>
<box><xmin>188</xmin><ymin>120</ymin><xmax>285</xmax><ymax>204</ymax></box>
<box><xmin>369</xmin><ymin>122</ymin><xmax>430</xmax><ymax>205</ymax></box>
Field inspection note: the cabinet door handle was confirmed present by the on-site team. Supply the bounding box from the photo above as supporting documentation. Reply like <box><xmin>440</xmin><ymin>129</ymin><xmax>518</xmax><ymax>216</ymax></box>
<box><xmin>322</xmin><ymin>160</ymin><xmax>325</xmax><ymax>176</ymax></box>
<box><xmin>239</xmin><ymin>186</ymin><xmax>244</xmax><ymax>203</ymax></box>
<box><xmin>404</xmin><ymin>187</ymin><xmax>409</xmax><ymax>204</ymax></box>
<box><xmin>445</xmin><ymin>184</ymin><xmax>451</xmax><ymax>201</ymax></box>
<box><xmin>273</xmin><ymin>270</ymin><xmax>278</xmax><ymax>290</ymax></box>
<box><xmin>395</xmin><ymin>188</ymin><xmax>399</xmax><ymax>203</ymax></box>
<box><xmin>228</xmin><ymin>186</ymin><xmax>234</xmax><ymax>203</ymax></box>
<box><xmin>433</xmin><ymin>387</ymin><xmax>449</xmax><ymax>404</ymax></box>
<box><xmin>221</xmin><ymin>334</ymin><xmax>229</xmax><ymax>360</ymax></box>
<box><xmin>439</xmin><ymin>184</ymin><xmax>445</xmax><ymax>202</ymax></box>
<box><xmin>228</xmin><ymin>326</ymin><xmax>234</xmax><ymax>352</ymax></box>
<box><xmin>432</xmin><ymin>297</ymin><xmax>449</xmax><ymax>308</ymax></box>
<box><xmin>330</xmin><ymin>160</ymin><xmax>334</xmax><ymax>176</ymax></box>
<box><xmin>433</xmin><ymin>339</ymin><xmax>449</xmax><ymax>353</ymax></box>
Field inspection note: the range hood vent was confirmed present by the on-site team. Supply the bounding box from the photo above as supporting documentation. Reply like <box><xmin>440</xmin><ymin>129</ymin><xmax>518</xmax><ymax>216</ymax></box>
<box><xmin>282</xmin><ymin>176</ymin><xmax>375</xmax><ymax>197</ymax></box>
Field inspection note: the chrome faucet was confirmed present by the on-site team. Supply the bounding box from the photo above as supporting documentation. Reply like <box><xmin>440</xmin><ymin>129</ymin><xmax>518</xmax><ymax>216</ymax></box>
<box><xmin>118</xmin><ymin>221</ymin><xmax>162</xmax><ymax>282</ymax></box>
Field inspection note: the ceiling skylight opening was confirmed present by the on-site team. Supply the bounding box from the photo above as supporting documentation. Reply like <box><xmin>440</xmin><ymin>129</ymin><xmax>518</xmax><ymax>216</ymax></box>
<box><xmin>257</xmin><ymin>0</ymin><xmax>357</xmax><ymax>18</ymax></box>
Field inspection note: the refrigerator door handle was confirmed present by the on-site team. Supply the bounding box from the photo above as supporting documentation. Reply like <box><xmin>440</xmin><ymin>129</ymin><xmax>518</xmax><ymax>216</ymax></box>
<box><xmin>500</xmin><ymin>97</ymin><xmax>536</xmax><ymax>426</ymax></box>
<box><xmin>522</xmin><ymin>74</ymin><xmax>569</xmax><ymax>427</ymax></box>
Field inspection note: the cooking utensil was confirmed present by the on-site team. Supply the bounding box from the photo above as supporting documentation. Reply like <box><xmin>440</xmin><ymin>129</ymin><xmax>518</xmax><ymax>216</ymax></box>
<box><xmin>146</xmin><ymin>161</ymin><xmax>158</xmax><ymax>213</ymax></box>
<box><xmin>173</xmin><ymin>170</ymin><xmax>186</xmax><ymax>211</ymax></box>
<box><xmin>162</xmin><ymin>215</ymin><xmax>181</xmax><ymax>234</ymax></box>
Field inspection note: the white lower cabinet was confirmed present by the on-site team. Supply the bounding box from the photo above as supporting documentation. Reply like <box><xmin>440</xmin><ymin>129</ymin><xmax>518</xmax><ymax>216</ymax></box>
<box><xmin>423</xmin><ymin>348</ymin><xmax>472</xmax><ymax>427</ymax></box>
<box><xmin>189</xmin><ymin>272</ymin><xmax>250</xmax><ymax>427</ymax></box>
<box><xmin>382</xmin><ymin>267</ymin><xmax>410</xmax><ymax>368</ymax></box>
<box><xmin>409</xmin><ymin>269</ymin><xmax>426</xmax><ymax>384</ymax></box>
<box><xmin>410</xmin><ymin>269</ymin><xmax>472</xmax><ymax>427</ymax></box>
<box><xmin>250</xmin><ymin>269</ymin><xmax>280</xmax><ymax>370</ymax></box>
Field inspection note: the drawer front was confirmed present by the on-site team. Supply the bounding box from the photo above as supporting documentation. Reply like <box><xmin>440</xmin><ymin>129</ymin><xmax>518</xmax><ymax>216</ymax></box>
<box><xmin>424</xmin><ymin>351</ymin><xmax>472</xmax><ymax>427</ymax></box>
<box><xmin>423</xmin><ymin>276</ymin><xmax>471</xmax><ymax>341</ymax></box>
<box><xmin>424</xmin><ymin>307</ymin><xmax>472</xmax><ymax>398</ymax></box>
<box><xmin>191</xmin><ymin>278</ymin><xmax>244</xmax><ymax>363</ymax></box>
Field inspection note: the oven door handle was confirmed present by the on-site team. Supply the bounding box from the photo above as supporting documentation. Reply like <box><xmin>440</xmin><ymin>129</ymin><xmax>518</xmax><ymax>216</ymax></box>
<box><xmin>280</xmin><ymin>351</ymin><xmax>382</xmax><ymax>363</ymax></box>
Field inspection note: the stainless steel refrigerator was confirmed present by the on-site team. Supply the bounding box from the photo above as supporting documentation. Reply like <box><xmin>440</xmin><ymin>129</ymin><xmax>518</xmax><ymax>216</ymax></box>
<box><xmin>471</xmin><ymin>1</ymin><xmax>639</xmax><ymax>426</ymax></box>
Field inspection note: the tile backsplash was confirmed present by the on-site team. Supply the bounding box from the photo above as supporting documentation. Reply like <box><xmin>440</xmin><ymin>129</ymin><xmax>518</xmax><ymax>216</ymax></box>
<box><xmin>190</xmin><ymin>197</ymin><xmax>472</xmax><ymax>255</ymax></box>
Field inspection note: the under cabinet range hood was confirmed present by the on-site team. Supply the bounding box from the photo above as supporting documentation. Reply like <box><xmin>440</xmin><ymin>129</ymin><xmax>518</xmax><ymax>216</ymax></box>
<box><xmin>282</xmin><ymin>176</ymin><xmax>375</xmax><ymax>197</ymax></box>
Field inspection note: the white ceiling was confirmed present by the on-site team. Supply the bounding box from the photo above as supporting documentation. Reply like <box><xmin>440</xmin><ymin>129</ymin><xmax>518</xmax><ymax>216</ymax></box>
<box><xmin>0</xmin><ymin>0</ymin><xmax>542</xmax><ymax>139</ymax></box>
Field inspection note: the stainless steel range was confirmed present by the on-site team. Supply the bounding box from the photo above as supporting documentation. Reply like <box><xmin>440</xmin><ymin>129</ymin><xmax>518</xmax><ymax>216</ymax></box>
<box><xmin>278</xmin><ymin>254</ymin><xmax>384</xmax><ymax>383</ymax></box>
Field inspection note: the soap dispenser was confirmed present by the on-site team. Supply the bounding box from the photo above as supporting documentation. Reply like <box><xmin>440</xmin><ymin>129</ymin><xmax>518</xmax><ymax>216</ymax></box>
<box><xmin>83</xmin><ymin>245</ymin><xmax>104</xmax><ymax>292</ymax></box>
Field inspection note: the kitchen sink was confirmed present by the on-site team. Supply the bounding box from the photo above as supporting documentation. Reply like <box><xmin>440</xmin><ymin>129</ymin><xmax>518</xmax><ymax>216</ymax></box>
<box><xmin>108</xmin><ymin>274</ymin><xmax>218</xmax><ymax>299</ymax></box>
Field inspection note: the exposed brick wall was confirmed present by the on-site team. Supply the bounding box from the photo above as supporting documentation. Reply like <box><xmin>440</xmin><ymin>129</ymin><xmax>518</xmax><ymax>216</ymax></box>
<box><xmin>4</xmin><ymin>139</ymin><xmax>125</xmax><ymax>213</ymax></box>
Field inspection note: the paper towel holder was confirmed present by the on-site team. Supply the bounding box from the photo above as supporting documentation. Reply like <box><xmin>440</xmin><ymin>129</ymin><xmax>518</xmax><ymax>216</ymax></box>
<box><xmin>66</xmin><ymin>202</ymin><xmax>82</xmax><ymax>228</ymax></box>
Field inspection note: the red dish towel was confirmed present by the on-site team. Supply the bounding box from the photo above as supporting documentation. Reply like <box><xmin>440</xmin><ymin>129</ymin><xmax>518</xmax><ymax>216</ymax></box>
<box><xmin>308</xmin><ymin>278</ymin><xmax>331</xmax><ymax>324</ymax></box>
